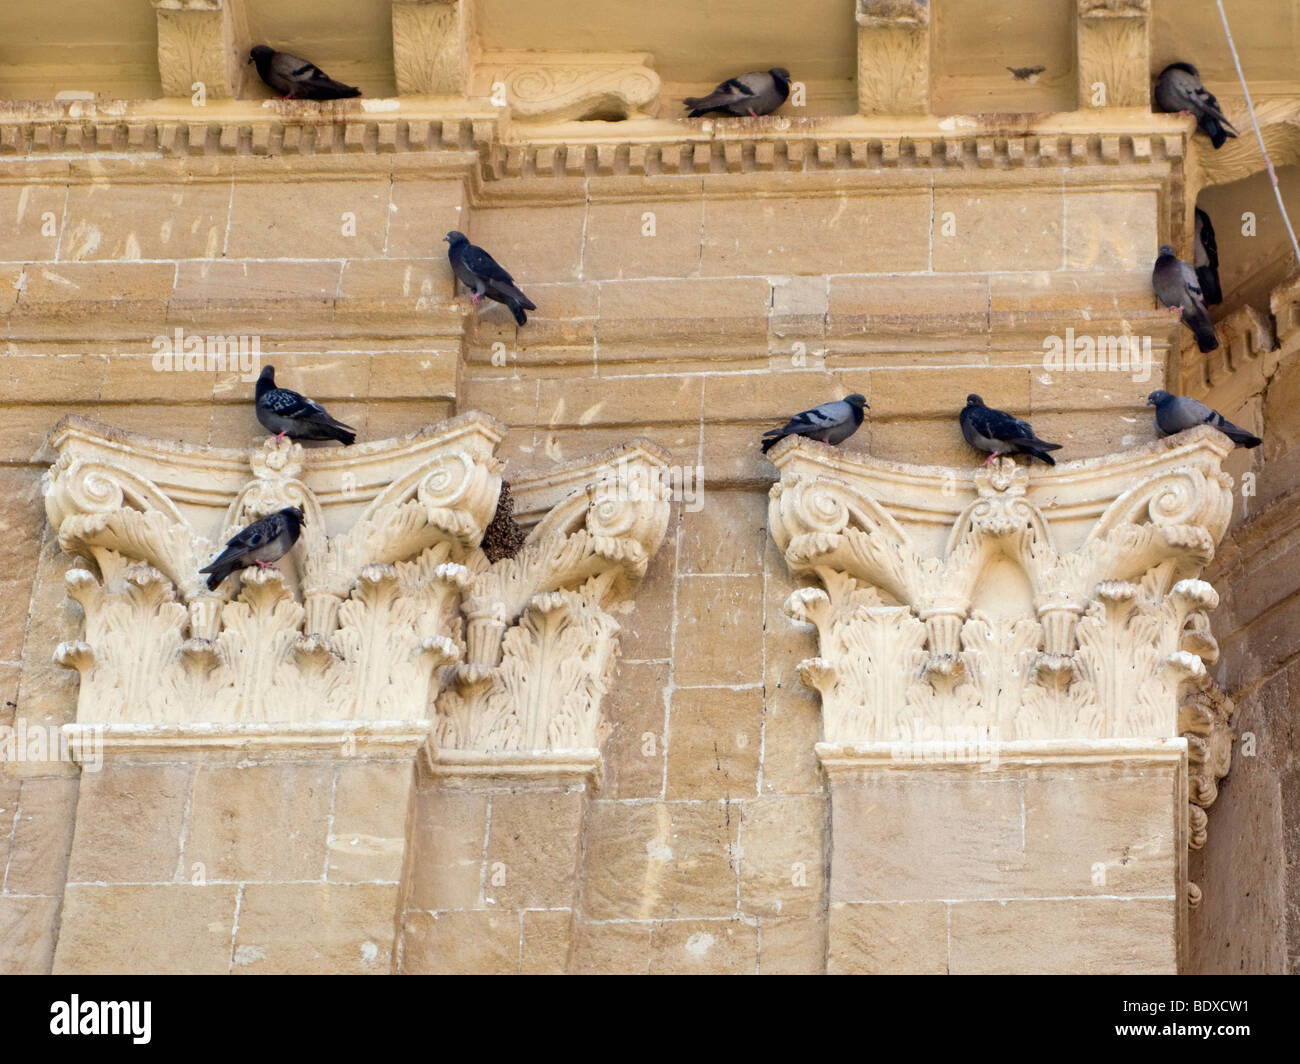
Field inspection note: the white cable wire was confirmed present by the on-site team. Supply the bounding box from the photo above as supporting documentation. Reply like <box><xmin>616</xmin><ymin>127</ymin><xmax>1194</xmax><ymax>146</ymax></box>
<box><xmin>1216</xmin><ymin>0</ymin><xmax>1300</xmax><ymax>269</ymax></box>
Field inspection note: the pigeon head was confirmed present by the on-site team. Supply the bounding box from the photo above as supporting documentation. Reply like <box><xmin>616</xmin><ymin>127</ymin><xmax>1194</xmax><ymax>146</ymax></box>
<box><xmin>1162</xmin><ymin>61</ymin><xmax>1199</xmax><ymax>78</ymax></box>
<box><xmin>249</xmin><ymin>45</ymin><xmax>273</xmax><ymax>66</ymax></box>
<box><xmin>966</xmin><ymin>394</ymin><xmax>984</xmax><ymax>407</ymax></box>
<box><xmin>258</xmin><ymin>365</ymin><xmax>275</xmax><ymax>384</ymax></box>
<box><xmin>282</xmin><ymin>505</ymin><xmax>306</xmax><ymax>528</ymax></box>
<box><xmin>1157</xmin><ymin>244</ymin><xmax>1177</xmax><ymax>259</ymax></box>
<box><xmin>770</xmin><ymin>68</ymin><xmax>792</xmax><ymax>87</ymax></box>
<box><xmin>845</xmin><ymin>394</ymin><xmax>868</xmax><ymax>409</ymax></box>
<box><xmin>1146</xmin><ymin>390</ymin><xmax>1172</xmax><ymax>406</ymax></box>
<box><xmin>444</xmin><ymin>231</ymin><xmax>468</xmax><ymax>247</ymax></box>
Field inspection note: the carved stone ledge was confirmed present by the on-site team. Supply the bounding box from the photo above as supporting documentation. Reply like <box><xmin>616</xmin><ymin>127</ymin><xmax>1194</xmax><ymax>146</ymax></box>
<box><xmin>1178</xmin><ymin>301</ymin><xmax>1279</xmax><ymax>412</ymax></box>
<box><xmin>61</xmin><ymin>720</ymin><xmax>432</xmax><ymax>763</ymax></box>
<box><xmin>421</xmin><ymin>747</ymin><xmax>602</xmax><ymax>790</ymax></box>
<box><xmin>855</xmin><ymin>1</ymin><xmax>930</xmax><ymax>116</ymax></box>
<box><xmin>151</xmin><ymin>0</ymin><xmax>247</xmax><ymax>100</ymax></box>
<box><xmin>473</xmin><ymin>51</ymin><xmax>661</xmax><ymax>123</ymax></box>
<box><xmin>1269</xmin><ymin>271</ymin><xmax>1300</xmax><ymax>360</ymax></box>
<box><xmin>1076</xmin><ymin>0</ymin><xmax>1151</xmax><ymax>110</ymax></box>
<box><xmin>769</xmin><ymin>425</ymin><xmax>1234</xmax><ymax>746</ymax></box>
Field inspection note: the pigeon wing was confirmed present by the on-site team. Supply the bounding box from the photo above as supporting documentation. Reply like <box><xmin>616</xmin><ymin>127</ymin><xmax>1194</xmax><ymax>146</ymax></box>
<box><xmin>460</xmin><ymin>243</ymin><xmax>517</xmax><ymax>287</ymax></box>
<box><xmin>262</xmin><ymin>386</ymin><xmax>325</xmax><ymax>421</ymax></box>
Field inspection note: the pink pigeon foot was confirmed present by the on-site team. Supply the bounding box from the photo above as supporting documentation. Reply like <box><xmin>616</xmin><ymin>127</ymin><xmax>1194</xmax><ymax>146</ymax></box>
<box><xmin>983</xmin><ymin>452</ymin><xmax>1002</xmax><ymax>466</ymax></box>
<box><xmin>255</xmin><ymin>560</ymin><xmax>278</xmax><ymax>571</ymax></box>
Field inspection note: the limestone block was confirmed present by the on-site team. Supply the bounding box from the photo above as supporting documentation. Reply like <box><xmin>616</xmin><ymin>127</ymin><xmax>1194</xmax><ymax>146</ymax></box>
<box><xmin>0</xmin><ymin>896</ymin><xmax>60</xmax><ymax>974</ymax></box>
<box><xmin>673</xmin><ymin>575</ymin><xmax>764</xmax><ymax>687</ymax></box>
<box><xmin>569</xmin><ymin>919</ymin><xmax>651</xmax><ymax>974</ymax></box>
<box><xmin>582</xmin><ymin>800</ymin><xmax>739</xmax><ymax>920</ymax></box>
<box><xmin>54</xmin><ymin>884</ymin><xmax>239</xmax><ymax>975</ymax></box>
<box><xmin>738</xmin><ymin>796</ymin><xmax>827</xmax><ymax>918</ymax></box>
<box><xmin>678</xmin><ymin>489</ymin><xmax>767</xmax><ymax>575</ymax></box>
<box><xmin>601</xmin><ymin>660</ymin><xmax>670</xmax><ymax>799</ymax></box>
<box><xmin>227</xmin><ymin>179</ymin><xmax>390</xmax><ymax>259</ymax></box>
<box><xmin>187</xmin><ymin>762</ymin><xmax>334</xmax><ymax>882</ymax></box>
<box><xmin>402</xmin><ymin>910</ymin><xmax>519</xmax><ymax>975</ymax></box>
<box><xmin>484</xmin><ymin>790</ymin><xmax>584</xmax><ymax>909</ymax></box>
<box><xmin>648</xmin><ymin>918</ymin><xmax>757</xmax><ymax>974</ymax></box>
<box><xmin>932</xmin><ymin>189</ymin><xmax>1064</xmax><ymax>272</ymax></box>
<box><xmin>0</xmin><ymin>184</ymin><xmax>66</xmax><ymax>262</ymax></box>
<box><xmin>234</xmin><ymin>884</ymin><xmax>398</xmax><ymax>974</ymax></box>
<box><xmin>66</xmin><ymin>763</ymin><xmax>191</xmax><ymax>883</ymax></box>
<box><xmin>521</xmin><ymin>909</ymin><xmax>571</xmax><ymax>974</ymax></box>
<box><xmin>62</xmin><ymin>181</ymin><xmax>230</xmax><ymax>261</ymax></box>
<box><xmin>584</xmin><ymin>200</ymin><xmax>704</xmax><ymax>281</ymax></box>
<box><xmin>406</xmin><ymin>786</ymin><xmax>488</xmax><ymax>911</ymax></box>
<box><xmin>827</xmin><ymin>902</ymin><xmax>947</xmax><ymax>974</ymax></box>
<box><xmin>4</xmin><ymin>777</ymin><xmax>77</xmax><ymax>896</ymax></box>
<box><xmin>948</xmin><ymin>897</ymin><xmax>1176</xmax><ymax>974</ymax></box>
<box><xmin>757</xmin><ymin>915</ymin><xmax>827</xmax><ymax>974</ymax></box>
<box><xmin>470</xmin><ymin>205</ymin><xmax>586</xmax><ymax>284</ymax></box>
<box><xmin>665</xmin><ymin>687</ymin><xmax>762</xmax><ymax>800</ymax></box>
<box><xmin>328</xmin><ymin>761</ymin><xmax>415</xmax><ymax>884</ymax></box>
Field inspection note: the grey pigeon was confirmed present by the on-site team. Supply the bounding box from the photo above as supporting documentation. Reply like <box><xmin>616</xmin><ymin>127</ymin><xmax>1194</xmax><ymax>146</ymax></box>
<box><xmin>200</xmin><ymin>506</ymin><xmax>306</xmax><ymax>591</ymax></box>
<box><xmin>761</xmin><ymin>394</ymin><xmax>867</xmax><ymax>453</ymax></box>
<box><xmin>445</xmin><ymin>231</ymin><xmax>536</xmax><ymax>326</ymax></box>
<box><xmin>1194</xmin><ymin>208</ymin><xmax>1223</xmax><ymax>306</ymax></box>
<box><xmin>960</xmin><ymin>395</ymin><xmax>1062</xmax><ymax>466</ymax></box>
<box><xmin>249</xmin><ymin>46</ymin><xmax>360</xmax><ymax>100</ymax></box>
<box><xmin>684</xmin><ymin>68</ymin><xmax>791</xmax><ymax>118</ymax></box>
<box><xmin>1147</xmin><ymin>390</ymin><xmax>1261</xmax><ymax>448</ymax></box>
<box><xmin>1153</xmin><ymin>244</ymin><xmax>1218</xmax><ymax>353</ymax></box>
<box><xmin>256</xmin><ymin>365</ymin><xmax>355</xmax><ymax>445</ymax></box>
<box><xmin>1154</xmin><ymin>63</ymin><xmax>1237</xmax><ymax>148</ymax></box>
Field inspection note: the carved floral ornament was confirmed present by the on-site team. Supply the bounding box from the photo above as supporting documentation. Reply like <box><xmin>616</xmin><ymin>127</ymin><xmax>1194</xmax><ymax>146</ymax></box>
<box><xmin>768</xmin><ymin>426</ymin><xmax>1235</xmax><ymax>748</ymax></box>
<box><xmin>42</xmin><ymin>416</ymin><xmax>671</xmax><ymax>769</ymax></box>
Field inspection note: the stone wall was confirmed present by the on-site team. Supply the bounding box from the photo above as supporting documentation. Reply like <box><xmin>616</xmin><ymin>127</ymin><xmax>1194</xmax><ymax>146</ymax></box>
<box><xmin>1</xmin><ymin>0</ymin><xmax>1298</xmax><ymax>975</ymax></box>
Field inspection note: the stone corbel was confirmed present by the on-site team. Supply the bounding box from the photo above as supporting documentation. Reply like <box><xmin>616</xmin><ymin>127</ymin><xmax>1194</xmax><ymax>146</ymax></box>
<box><xmin>392</xmin><ymin>0</ymin><xmax>475</xmax><ymax>96</ymax></box>
<box><xmin>1178</xmin><ymin>302</ymin><xmax>1278</xmax><ymax>413</ymax></box>
<box><xmin>43</xmin><ymin>413</ymin><xmax>504</xmax><ymax>746</ymax></box>
<box><xmin>855</xmin><ymin>0</ymin><xmax>930</xmax><ymax>116</ymax></box>
<box><xmin>768</xmin><ymin>425</ymin><xmax>1234</xmax><ymax>747</ymax></box>
<box><xmin>1075</xmin><ymin>0</ymin><xmax>1151</xmax><ymax>110</ymax></box>
<box><xmin>1182</xmin><ymin>682</ymin><xmax>1234</xmax><ymax>908</ymax></box>
<box><xmin>152</xmin><ymin>0</ymin><xmax>248</xmax><ymax>100</ymax></box>
<box><xmin>471</xmin><ymin>51</ymin><xmax>661</xmax><ymax>123</ymax></box>
<box><xmin>429</xmin><ymin>440</ymin><xmax>672</xmax><ymax>785</ymax></box>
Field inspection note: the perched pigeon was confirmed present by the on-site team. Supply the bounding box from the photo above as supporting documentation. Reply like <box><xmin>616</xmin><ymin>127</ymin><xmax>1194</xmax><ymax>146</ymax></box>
<box><xmin>1153</xmin><ymin>244</ymin><xmax>1219</xmax><ymax>353</ymax></box>
<box><xmin>683</xmin><ymin>68</ymin><xmax>791</xmax><ymax>118</ymax></box>
<box><xmin>444</xmin><ymin>231</ymin><xmax>536</xmax><ymax>326</ymax></box>
<box><xmin>255</xmin><ymin>365</ymin><xmax>356</xmax><ymax>445</ymax></box>
<box><xmin>1147</xmin><ymin>390</ymin><xmax>1261</xmax><ymax>448</ymax></box>
<box><xmin>1194</xmin><ymin>208</ymin><xmax>1223</xmax><ymax>306</ymax></box>
<box><xmin>200</xmin><ymin>506</ymin><xmax>306</xmax><ymax>591</ymax></box>
<box><xmin>761</xmin><ymin>394</ymin><xmax>868</xmax><ymax>453</ymax></box>
<box><xmin>249</xmin><ymin>46</ymin><xmax>361</xmax><ymax>100</ymax></box>
<box><xmin>1154</xmin><ymin>63</ymin><xmax>1237</xmax><ymax>148</ymax></box>
<box><xmin>960</xmin><ymin>395</ymin><xmax>1062</xmax><ymax>466</ymax></box>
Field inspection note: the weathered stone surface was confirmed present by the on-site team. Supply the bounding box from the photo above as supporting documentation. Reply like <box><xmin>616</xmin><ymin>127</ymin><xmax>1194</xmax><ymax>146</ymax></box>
<box><xmin>828</xmin><ymin>902</ymin><xmax>948</xmax><ymax>974</ymax></box>
<box><xmin>67</xmin><ymin>764</ymin><xmax>191</xmax><ymax>884</ymax></box>
<box><xmin>234</xmin><ymin>884</ymin><xmax>398</xmax><ymax>974</ymax></box>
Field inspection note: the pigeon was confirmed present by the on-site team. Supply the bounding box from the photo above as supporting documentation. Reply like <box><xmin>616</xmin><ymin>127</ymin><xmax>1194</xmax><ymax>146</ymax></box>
<box><xmin>683</xmin><ymin>68</ymin><xmax>791</xmax><ymax>118</ymax></box>
<box><xmin>1194</xmin><ymin>208</ymin><xmax>1223</xmax><ymax>306</ymax></box>
<box><xmin>1154</xmin><ymin>63</ymin><xmax>1237</xmax><ymax>149</ymax></box>
<box><xmin>444</xmin><ymin>231</ymin><xmax>536</xmax><ymax>326</ymax></box>
<box><xmin>1153</xmin><ymin>244</ymin><xmax>1219</xmax><ymax>353</ymax></box>
<box><xmin>960</xmin><ymin>395</ymin><xmax>1062</xmax><ymax>466</ymax></box>
<box><xmin>200</xmin><ymin>506</ymin><xmax>306</xmax><ymax>591</ymax></box>
<box><xmin>761</xmin><ymin>394</ymin><xmax>868</xmax><ymax>453</ymax></box>
<box><xmin>1146</xmin><ymin>390</ymin><xmax>1261</xmax><ymax>448</ymax></box>
<box><xmin>255</xmin><ymin>365</ymin><xmax>356</xmax><ymax>445</ymax></box>
<box><xmin>248</xmin><ymin>46</ymin><xmax>361</xmax><ymax>101</ymax></box>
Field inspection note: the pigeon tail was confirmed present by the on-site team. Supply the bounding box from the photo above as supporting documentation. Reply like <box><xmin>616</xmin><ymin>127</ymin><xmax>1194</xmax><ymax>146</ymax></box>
<box><xmin>1197</xmin><ymin>266</ymin><xmax>1224</xmax><ymax>307</ymax></box>
<box><xmin>1193</xmin><ymin>323</ymin><xmax>1220</xmax><ymax>353</ymax></box>
<box><xmin>1217</xmin><ymin>422</ymin><xmax>1262</xmax><ymax>448</ymax></box>
<box><xmin>1204</xmin><ymin>118</ymin><xmax>1235</xmax><ymax>150</ymax></box>
<box><xmin>760</xmin><ymin>432</ymin><xmax>783</xmax><ymax>454</ymax></box>
<box><xmin>1021</xmin><ymin>446</ymin><xmax>1057</xmax><ymax>466</ymax></box>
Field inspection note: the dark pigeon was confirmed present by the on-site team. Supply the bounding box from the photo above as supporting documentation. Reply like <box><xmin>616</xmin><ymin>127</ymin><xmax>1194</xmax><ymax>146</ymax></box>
<box><xmin>960</xmin><ymin>395</ymin><xmax>1062</xmax><ymax>466</ymax></box>
<box><xmin>683</xmin><ymin>68</ymin><xmax>791</xmax><ymax>118</ymax></box>
<box><xmin>1153</xmin><ymin>244</ymin><xmax>1219</xmax><ymax>353</ymax></box>
<box><xmin>1154</xmin><ymin>63</ymin><xmax>1237</xmax><ymax>148</ymax></box>
<box><xmin>1147</xmin><ymin>390</ymin><xmax>1261</xmax><ymax>448</ymax></box>
<box><xmin>249</xmin><ymin>46</ymin><xmax>361</xmax><ymax>101</ymax></box>
<box><xmin>255</xmin><ymin>365</ymin><xmax>355</xmax><ymax>445</ymax></box>
<box><xmin>445</xmin><ymin>231</ymin><xmax>536</xmax><ymax>326</ymax></box>
<box><xmin>1194</xmin><ymin>208</ymin><xmax>1223</xmax><ymax>306</ymax></box>
<box><xmin>761</xmin><ymin>394</ymin><xmax>868</xmax><ymax>453</ymax></box>
<box><xmin>200</xmin><ymin>506</ymin><xmax>306</xmax><ymax>591</ymax></box>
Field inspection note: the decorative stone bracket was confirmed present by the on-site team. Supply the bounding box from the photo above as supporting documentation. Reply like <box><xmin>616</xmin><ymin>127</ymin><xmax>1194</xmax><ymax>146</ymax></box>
<box><xmin>855</xmin><ymin>0</ymin><xmax>930</xmax><ymax>116</ymax></box>
<box><xmin>42</xmin><ymin>417</ymin><xmax>670</xmax><ymax>776</ymax></box>
<box><xmin>769</xmin><ymin>426</ymin><xmax>1235</xmax><ymax>745</ymax></box>
<box><xmin>471</xmin><ymin>51</ymin><xmax>662</xmax><ymax>123</ymax></box>
<box><xmin>1076</xmin><ymin>0</ymin><xmax>1152</xmax><ymax>110</ymax></box>
<box><xmin>152</xmin><ymin>0</ymin><xmax>249</xmax><ymax>100</ymax></box>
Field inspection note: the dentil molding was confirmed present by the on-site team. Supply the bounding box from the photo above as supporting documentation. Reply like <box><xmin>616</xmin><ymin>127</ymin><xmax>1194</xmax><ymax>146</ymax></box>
<box><xmin>42</xmin><ymin>416</ymin><xmax>670</xmax><ymax>772</ymax></box>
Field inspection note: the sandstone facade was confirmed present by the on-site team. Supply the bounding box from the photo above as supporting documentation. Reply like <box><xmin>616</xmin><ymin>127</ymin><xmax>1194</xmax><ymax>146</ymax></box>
<box><xmin>1</xmin><ymin>0</ymin><xmax>1298</xmax><ymax>974</ymax></box>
